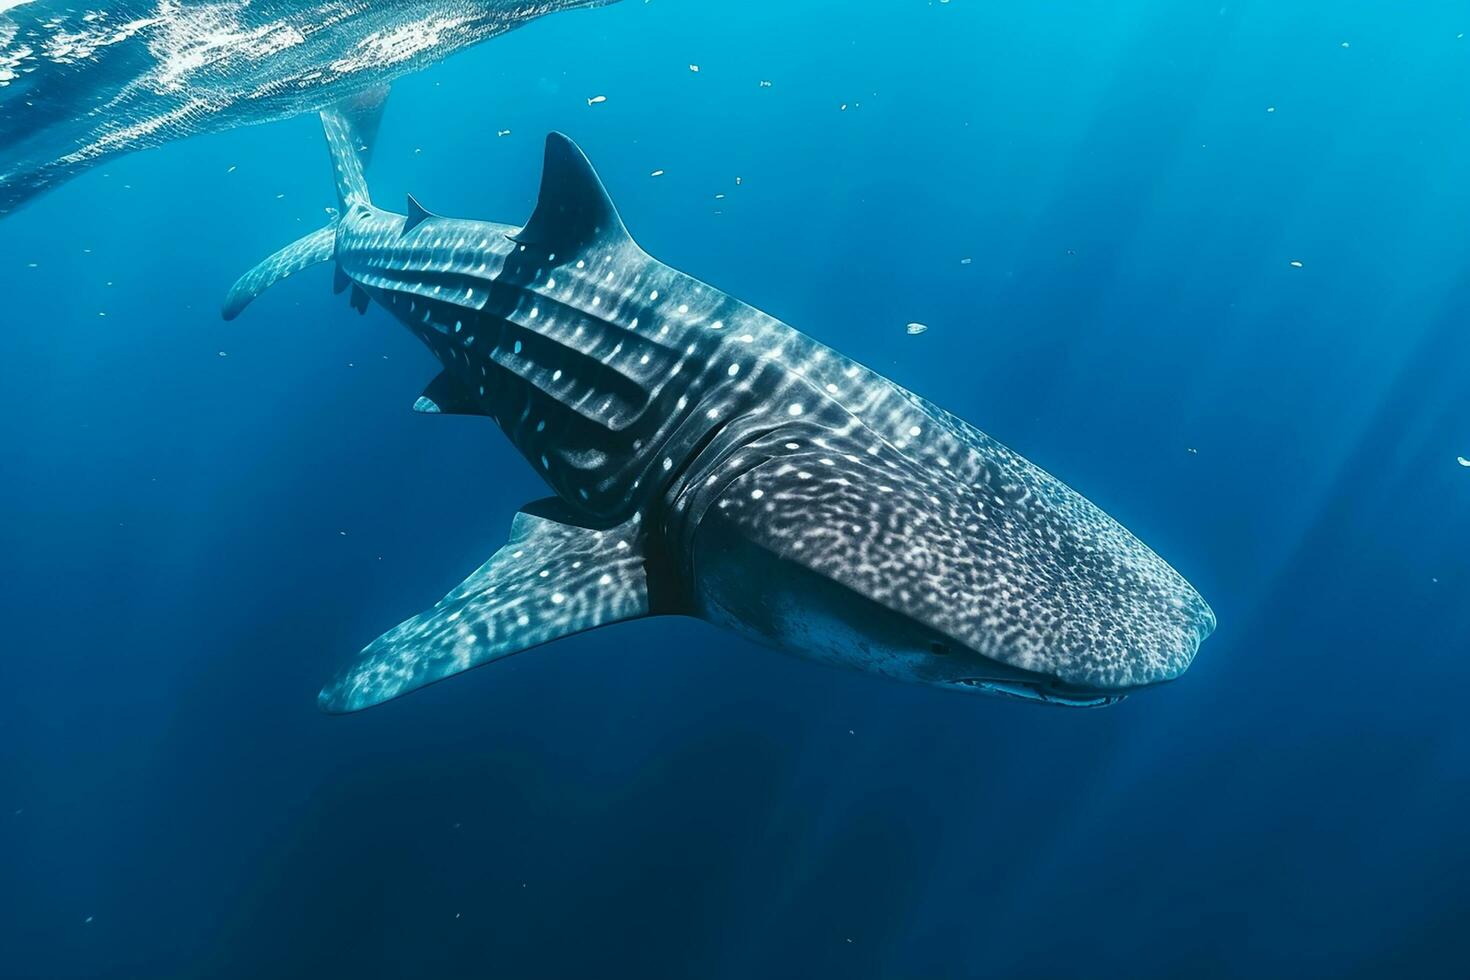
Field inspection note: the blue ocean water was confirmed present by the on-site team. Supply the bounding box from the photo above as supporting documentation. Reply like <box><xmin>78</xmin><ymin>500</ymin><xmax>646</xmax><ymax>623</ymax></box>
<box><xmin>3</xmin><ymin>1</ymin><xmax>1468</xmax><ymax>976</ymax></box>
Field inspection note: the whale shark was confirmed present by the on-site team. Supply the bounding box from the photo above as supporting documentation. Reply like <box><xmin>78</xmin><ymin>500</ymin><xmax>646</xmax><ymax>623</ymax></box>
<box><xmin>223</xmin><ymin>106</ymin><xmax>1216</xmax><ymax>713</ymax></box>
<box><xmin>0</xmin><ymin>0</ymin><xmax>615</xmax><ymax>217</ymax></box>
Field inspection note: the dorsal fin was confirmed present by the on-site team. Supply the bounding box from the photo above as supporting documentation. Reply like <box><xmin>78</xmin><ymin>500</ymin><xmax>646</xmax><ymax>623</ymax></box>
<box><xmin>512</xmin><ymin>133</ymin><xmax>630</xmax><ymax>251</ymax></box>
<box><xmin>404</xmin><ymin>193</ymin><xmax>437</xmax><ymax>233</ymax></box>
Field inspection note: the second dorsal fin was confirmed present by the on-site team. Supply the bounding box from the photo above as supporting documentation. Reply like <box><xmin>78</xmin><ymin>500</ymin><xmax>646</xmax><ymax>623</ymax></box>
<box><xmin>512</xmin><ymin>133</ymin><xmax>630</xmax><ymax>252</ymax></box>
<box><xmin>404</xmin><ymin>193</ymin><xmax>437</xmax><ymax>234</ymax></box>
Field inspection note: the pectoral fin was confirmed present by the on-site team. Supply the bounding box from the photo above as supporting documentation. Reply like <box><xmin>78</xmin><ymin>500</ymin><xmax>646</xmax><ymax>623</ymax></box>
<box><xmin>318</xmin><ymin>500</ymin><xmax>653</xmax><ymax>713</ymax></box>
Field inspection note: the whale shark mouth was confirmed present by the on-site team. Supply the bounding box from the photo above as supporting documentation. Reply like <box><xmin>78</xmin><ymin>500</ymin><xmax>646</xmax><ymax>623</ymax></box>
<box><xmin>947</xmin><ymin>678</ymin><xmax>1127</xmax><ymax>708</ymax></box>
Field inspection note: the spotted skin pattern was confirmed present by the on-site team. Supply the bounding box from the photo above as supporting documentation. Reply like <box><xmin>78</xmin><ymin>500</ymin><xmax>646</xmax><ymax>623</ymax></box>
<box><xmin>226</xmin><ymin>111</ymin><xmax>1215</xmax><ymax>712</ymax></box>
<box><xmin>220</xmin><ymin>223</ymin><xmax>337</xmax><ymax>320</ymax></box>
<box><xmin>323</xmin><ymin>502</ymin><xmax>650</xmax><ymax>713</ymax></box>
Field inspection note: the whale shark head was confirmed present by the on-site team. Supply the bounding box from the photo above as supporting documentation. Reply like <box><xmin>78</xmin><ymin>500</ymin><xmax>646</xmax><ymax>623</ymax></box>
<box><xmin>684</xmin><ymin>415</ymin><xmax>1215</xmax><ymax>707</ymax></box>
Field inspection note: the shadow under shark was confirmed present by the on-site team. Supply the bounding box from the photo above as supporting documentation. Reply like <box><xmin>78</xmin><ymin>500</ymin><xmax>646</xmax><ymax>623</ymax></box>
<box><xmin>224</xmin><ymin>107</ymin><xmax>1216</xmax><ymax>713</ymax></box>
<box><xmin>0</xmin><ymin>0</ymin><xmax>614</xmax><ymax>217</ymax></box>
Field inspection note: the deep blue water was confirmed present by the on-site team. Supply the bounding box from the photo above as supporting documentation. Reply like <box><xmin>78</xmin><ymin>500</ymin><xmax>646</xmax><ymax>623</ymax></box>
<box><xmin>4</xmin><ymin>2</ymin><xmax>1469</xmax><ymax>977</ymax></box>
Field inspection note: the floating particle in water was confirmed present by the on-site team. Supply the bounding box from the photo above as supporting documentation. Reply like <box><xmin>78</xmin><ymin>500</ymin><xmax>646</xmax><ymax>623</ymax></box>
<box><xmin>226</xmin><ymin>165</ymin><xmax>236</xmax><ymax>173</ymax></box>
<box><xmin>735</xmin><ymin>176</ymin><xmax>742</xmax><ymax>185</ymax></box>
<box><xmin>84</xmin><ymin>916</ymin><xmax>94</xmax><ymax>925</ymax></box>
<box><xmin>1289</xmin><ymin>260</ymin><xmax>1303</xmax><ymax>268</ymax></box>
<box><xmin>960</xmin><ymin>257</ymin><xmax>972</xmax><ymax>265</ymax></box>
<box><xmin>759</xmin><ymin>79</ymin><xmax>772</xmax><ymax>88</ymax></box>
<box><xmin>689</xmin><ymin>64</ymin><xmax>700</xmax><ymax>72</ymax></box>
<box><xmin>217</xmin><ymin>351</ymin><xmax>227</xmax><ymax>357</ymax></box>
<box><xmin>714</xmin><ymin>193</ymin><xmax>725</xmax><ymax>200</ymax></box>
<box><xmin>650</xmin><ymin>169</ymin><xmax>665</xmax><ymax>177</ymax></box>
<box><xmin>1187</xmin><ymin>447</ymin><xmax>1199</xmax><ymax>455</ymax></box>
<box><xmin>497</xmin><ymin>129</ymin><xmax>511</xmax><ymax>137</ymax></box>
<box><xmin>587</xmin><ymin>94</ymin><xmax>607</xmax><ymax>106</ymax></box>
<box><xmin>1266</xmin><ymin>106</ymin><xmax>1276</xmax><ymax>113</ymax></box>
<box><xmin>905</xmin><ymin>322</ymin><xmax>929</xmax><ymax>336</ymax></box>
<box><xmin>1341</xmin><ymin>41</ymin><xmax>1350</xmax><ymax>48</ymax></box>
<box><xmin>1458</xmin><ymin>456</ymin><xmax>1470</xmax><ymax>467</ymax></box>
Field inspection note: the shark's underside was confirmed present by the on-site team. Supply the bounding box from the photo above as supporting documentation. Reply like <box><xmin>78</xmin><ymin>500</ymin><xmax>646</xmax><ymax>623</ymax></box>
<box><xmin>224</xmin><ymin>106</ymin><xmax>1216</xmax><ymax>713</ymax></box>
<box><xmin>0</xmin><ymin>0</ymin><xmax>614</xmax><ymax>216</ymax></box>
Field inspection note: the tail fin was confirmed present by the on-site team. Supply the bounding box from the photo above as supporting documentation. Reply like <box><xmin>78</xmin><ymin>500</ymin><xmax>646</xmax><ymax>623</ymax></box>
<box><xmin>220</xmin><ymin>88</ymin><xmax>389</xmax><ymax>320</ymax></box>
<box><xmin>222</xmin><ymin>221</ymin><xmax>337</xmax><ymax>320</ymax></box>
<box><xmin>323</xmin><ymin>84</ymin><xmax>388</xmax><ymax>212</ymax></box>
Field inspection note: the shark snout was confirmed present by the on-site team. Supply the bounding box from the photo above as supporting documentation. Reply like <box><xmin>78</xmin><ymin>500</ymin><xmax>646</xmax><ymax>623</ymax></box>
<box><xmin>940</xmin><ymin>581</ymin><xmax>1216</xmax><ymax>708</ymax></box>
<box><xmin>1059</xmin><ymin>586</ymin><xmax>1217</xmax><ymax>694</ymax></box>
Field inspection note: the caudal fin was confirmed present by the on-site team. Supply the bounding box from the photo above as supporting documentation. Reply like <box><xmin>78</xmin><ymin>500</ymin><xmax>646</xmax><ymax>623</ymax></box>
<box><xmin>221</xmin><ymin>221</ymin><xmax>337</xmax><ymax>320</ymax></box>
<box><xmin>220</xmin><ymin>89</ymin><xmax>388</xmax><ymax>320</ymax></box>
<box><xmin>322</xmin><ymin>84</ymin><xmax>387</xmax><ymax>212</ymax></box>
